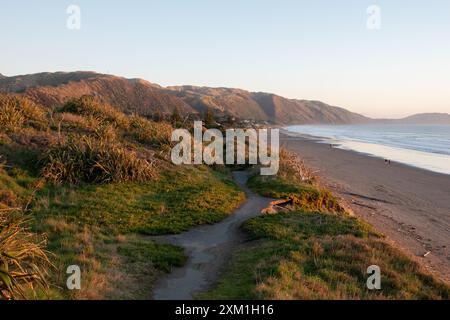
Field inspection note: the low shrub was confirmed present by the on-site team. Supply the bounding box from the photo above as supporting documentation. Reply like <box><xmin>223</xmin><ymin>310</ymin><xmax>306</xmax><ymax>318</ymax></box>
<box><xmin>41</xmin><ymin>136</ymin><xmax>156</xmax><ymax>184</ymax></box>
<box><xmin>129</xmin><ymin>115</ymin><xmax>173</xmax><ymax>149</ymax></box>
<box><xmin>0</xmin><ymin>95</ymin><xmax>48</xmax><ymax>132</ymax></box>
<box><xmin>59</xmin><ymin>96</ymin><xmax>129</xmax><ymax>129</ymax></box>
<box><xmin>279</xmin><ymin>148</ymin><xmax>315</xmax><ymax>183</ymax></box>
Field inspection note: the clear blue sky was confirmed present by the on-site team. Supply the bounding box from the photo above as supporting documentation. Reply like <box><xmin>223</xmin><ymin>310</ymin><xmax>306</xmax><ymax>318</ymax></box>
<box><xmin>1</xmin><ymin>0</ymin><xmax>449</xmax><ymax>118</ymax></box>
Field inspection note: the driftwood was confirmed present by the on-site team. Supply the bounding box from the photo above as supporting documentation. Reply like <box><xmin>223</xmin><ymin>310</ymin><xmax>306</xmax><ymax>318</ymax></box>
<box><xmin>261</xmin><ymin>198</ymin><xmax>294</xmax><ymax>215</ymax></box>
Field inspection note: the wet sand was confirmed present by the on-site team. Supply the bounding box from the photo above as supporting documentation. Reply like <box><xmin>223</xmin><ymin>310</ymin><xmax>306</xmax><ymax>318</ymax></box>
<box><xmin>281</xmin><ymin>132</ymin><xmax>450</xmax><ymax>283</ymax></box>
<box><xmin>152</xmin><ymin>171</ymin><xmax>273</xmax><ymax>300</ymax></box>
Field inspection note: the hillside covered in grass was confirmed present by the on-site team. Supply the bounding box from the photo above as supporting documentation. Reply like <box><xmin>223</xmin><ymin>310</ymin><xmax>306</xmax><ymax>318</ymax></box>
<box><xmin>0</xmin><ymin>94</ymin><xmax>244</xmax><ymax>299</ymax></box>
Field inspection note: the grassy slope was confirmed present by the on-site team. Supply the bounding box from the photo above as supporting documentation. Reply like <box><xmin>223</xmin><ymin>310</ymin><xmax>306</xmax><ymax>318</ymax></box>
<box><xmin>30</xmin><ymin>166</ymin><xmax>244</xmax><ymax>299</ymax></box>
<box><xmin>34</xmin><ymin>165</ymin><xmax>244</xmax><ymax>235</ymax></box>
<box><xmin>1</xmin><ymin>164</ymin><xmax>244</xmax><ymax>299</ymax></box>
<box><xmin>0</xmin><ymin>95</ymin><xmax>245</xmax><ymax>299</ymax></box>
<box><xmin>201</xmin><ymin>174</ymin><xmax>450</xmax><ymax>300</ymax></box>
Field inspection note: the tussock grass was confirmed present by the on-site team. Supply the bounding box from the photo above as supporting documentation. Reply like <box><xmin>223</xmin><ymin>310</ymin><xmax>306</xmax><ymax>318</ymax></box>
<box><xmin>0</xmin><ymin>210</ymin><xmax>51</xmax><ymax>299</ymax></box>
<box><xmin>0</xmin><ymin>166</ymin><xmax>51</xmax><ymax>300</ymax></box>
<box><xmin>41</xmin><ymin>136</ymin><xmax>156</xmax><ymax>184</ymax></box>
<box><xmin>129</xmin><ymin>115</ymin><xmax>173</xmax><ymax>149</ymax></box>
<box><xmin>0</xmin><ymin>95</ymin><xmax>48</xmax><ymax>133</ymax></box>
<box><xmin>59</xmin><ymin>96</ymin><xmax>129</xmax><ymax>129</ymax></box>
<box><xmin>279</xmin><ymin>148</ymin><xmax>315</xmax><ymax>183</ymax></box>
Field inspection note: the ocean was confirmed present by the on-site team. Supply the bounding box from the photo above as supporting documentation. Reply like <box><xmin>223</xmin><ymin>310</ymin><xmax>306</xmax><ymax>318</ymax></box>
<box><xmin>284</xmin><ymin>124</ymin><xmax>450</xmax><ymax>175</ymax></box>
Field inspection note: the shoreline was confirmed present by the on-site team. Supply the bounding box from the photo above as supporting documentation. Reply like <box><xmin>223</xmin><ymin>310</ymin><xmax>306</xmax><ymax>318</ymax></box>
<box><xmin>281</xmin><ymin>128</ymin><xmax>450</xmax><ymax>176</ymax></box>
<box><xmin>280</xmin><ymin>132</ymin><xmax>450</xmax><ymax>284</ymax></box>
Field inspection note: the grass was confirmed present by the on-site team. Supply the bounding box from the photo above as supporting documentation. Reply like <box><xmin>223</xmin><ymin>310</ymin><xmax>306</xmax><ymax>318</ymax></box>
<box><xmin>129</xmin><ymin>115</ymin><xmax>173</xmax><ymax>150</ymax></box>
<box><xmin>33</xmin><ymin>165</ymin><xmax>244</xmax><ymax>235</ymax></box>
<box><xmin>0</xmin><ymin>95</ymin><xmax>48</xmax><ymax>133</ymax></box>
<box><xmin>117</xmin><ymin>240</ymin><xmax>186</xmax><ymax>273</ymax></box>
<box><xmin>41</xmin><ymin>136</ymin><xmax>156</xmax><ymax>184</ymax></box>
<box><xmin>58</xmin><ymin>95</ymin><xmax>129</xmax><ymax>129</ymax></box>
<box><xmin>28</xmin><ymin>165</ymin><xmax>244</xmax><ymax>298</ymax></box>
<box><xmin>6</xmin><ymin>92</ymin><xmax>447</xmax><ymax>300</ymax></box>
<box><xmin>248</xmin><ymin>174</ymin><xmax>343</xmax><ymax>213</ymax></box>
<box><xmin>1</xmin><ymin>94</ymin><xmax>246</xmax><ymax>299</ymax></box>
<box><xmin>201</xmin><ymin>210</ymin><xmax>450</xmax><ymax>300</ymax></box>
<box><xmin>0</xmin><ymin>165</ymin><xmax>52</xmax><ymax>300</ymax></box>
<box><xmin>200</xmin><ymin>166</ymin><xmax>450</xmax><ymax>300</ymax></box>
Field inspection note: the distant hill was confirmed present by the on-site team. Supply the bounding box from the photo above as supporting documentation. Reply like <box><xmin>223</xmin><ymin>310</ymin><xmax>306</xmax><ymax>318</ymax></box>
<box><xmin>0</xmin><ymin>72</ymin><xmax>195</xmax><ymax>117</ymax></box>
<box><xmin>166</xmin><ymin>86</ymin><xmax>370</xmax><ymax>124</ymax></box>
<box><xmin>167</xmin><ymin>86</ymin><xmax>272</xmax><ymax>120</ymax></box>
<box><xmin>251</xmin><ymin>93</ymin><xmax>370</xmax><ymax>124</ymax></box>
<box><xmin>1</xmin><ymin>71</ymin><xmax>446</xmax><ymax>125</ymax></box>
<box><xmin>0</xmin><ymin>71</ymin><xmax>101</xmax><ymax>92</ymax></box>
<box><xmin>388</xmin><ymin>113</ymin><xmax>450</xmax><ymax>125</ymax></box>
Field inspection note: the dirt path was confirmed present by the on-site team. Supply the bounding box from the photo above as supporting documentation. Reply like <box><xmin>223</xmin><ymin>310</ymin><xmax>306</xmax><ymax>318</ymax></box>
<box><xmin>152</xmin><ymin>171</ymin><xmax>273</xmax><ymax>300</ymax></box>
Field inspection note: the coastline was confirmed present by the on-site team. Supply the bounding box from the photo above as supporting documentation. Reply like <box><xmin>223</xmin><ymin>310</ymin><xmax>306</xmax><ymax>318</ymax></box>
<box><xmin>280</xmin><ymin>132</ymin><xmax>450</xmax><ymax>284</ymax></box>
<box><xmin>281</xmin><ymin>127</ymin><xmax>450</xmax><ymax>176</ymax></box>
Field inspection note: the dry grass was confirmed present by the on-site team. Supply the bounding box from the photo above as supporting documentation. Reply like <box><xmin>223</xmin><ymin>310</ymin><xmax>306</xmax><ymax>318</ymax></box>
<box><xmin>59</xmin><ymin>96</ymin><xmax>129</xmax><ymax>129</ymax></box>
<box><xmin>0</xmin><ymin>95</ymin><xmax>48</xmax><ymax>133</ymax></box>
<box><xmin>0</xmin><ymin>209</ymin><xmax>52</xmax><ymax>299</ymax></box>
<box><xmin>40</xmin><ymin>135</ymin><xmax>157</xmax><ymax>184</ymax></box>
<box><xmin>202</xmin><ymin>211</ymin><xmax>450</xmax><ymax>300</ymax></box>
<box><xmin>279</xmin><ymin>148</ymin><xmax>315</xmax><ymax>183</ymax></box>
<box><xmin>129</xmin><ymin>115</ymin><xmax>173</xmax><ymax>149</ymax></box>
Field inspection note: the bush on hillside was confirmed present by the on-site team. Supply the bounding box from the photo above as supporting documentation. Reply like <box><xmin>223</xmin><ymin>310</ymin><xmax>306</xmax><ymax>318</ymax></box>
<box><xmin>59</xmin><ymin>96</ymin><xmax>129</xmax><ymax>129</ymax></box>
<box><xmin>0</xmin><ymin>95</ymin><xmax>48</xmax><ymax>133</ymax></box>
<box><xmin>129</xmin><ymin>115</ymin><xmax>173</xmax><ymax>149</ymax></box>
<box><xmin>41</xmin><ymin>136</ymin><xmax>156</xmax><ymax>184</ymax></box>
<box><xmin>279</xmin><ymin>148</ymin><xmax>315</xmax><ymax>183</ymax></box>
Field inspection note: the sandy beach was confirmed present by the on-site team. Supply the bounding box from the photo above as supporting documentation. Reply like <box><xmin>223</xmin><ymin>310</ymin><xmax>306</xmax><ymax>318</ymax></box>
<box><xmin>281</xmin><ymin>132</ymin><xmax>450</xmax><ymax>283</ymax></box>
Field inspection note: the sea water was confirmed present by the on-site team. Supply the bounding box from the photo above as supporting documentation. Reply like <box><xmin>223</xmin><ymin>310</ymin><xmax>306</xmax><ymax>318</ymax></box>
<box><xmin>284</xmin><ymin>124</ymin><xmax>450</xmax><ymax>175</ymax></box>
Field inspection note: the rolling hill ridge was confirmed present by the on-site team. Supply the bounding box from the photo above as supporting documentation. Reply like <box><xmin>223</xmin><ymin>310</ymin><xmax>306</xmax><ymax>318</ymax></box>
<box><xmin>1</xmin><ymin>71</ymin><xmax>448</xmax><ymax>125</ymax></box>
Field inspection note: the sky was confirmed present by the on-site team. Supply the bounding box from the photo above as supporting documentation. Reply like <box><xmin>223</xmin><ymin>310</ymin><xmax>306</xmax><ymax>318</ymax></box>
<box><xmin>1</xmin><ymin>0</ymin><xmax>449</xmax><ymax>118</ymax></box>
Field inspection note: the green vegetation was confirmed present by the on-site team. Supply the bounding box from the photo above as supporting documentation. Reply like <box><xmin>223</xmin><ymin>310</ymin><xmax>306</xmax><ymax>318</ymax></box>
<box><xmin>33</xmin><ymin>166</ymin><xmax>244</xmax><ymax>236</ymax></box>
<box><xmin>31</xmin><ymin>165</ymin><xmax>243</xmax><ymax>299</ymax></box>
<box><xmin>0</xmin><ymin>95</ymin><xmax>47</xmax><ymax>133</ymax></box>
<box><xmin>248</xmin><ymin>175</ymin><xmax>342</xmax><ymax>213</ymax></box>
<box><xmin>41</xmin><ymin>136</ymin><xmax>156</xmax><ymax>184</ymax></box>
<box><xmin>201</xmin><ymin>153</ymin><xmax>450</xmax><ymax>300</ymax></box>
<box><xmin>0</xmin><ymin>164</ymin><xmax>51</xmax><ymax>299</ymax></box>
<box><xmin>117</xmin><ymin>241</ymin><xmax>186</xmax><ymax>273</ymax></box>
<box><xmin>3</xmin><ymin>92</ymin><xmax>449</xmax><ymax>300</ymax></box>
<box><xmin>0</xmin><ymin>94</ymin><xmax>245</xmax><ymax>299</ymax></box>
<box><xmin>201</xmin><ymin>210</ymin><xmax>450</xmax><ymax>299</ymax></box>
<box><xmin>0</xmin><ymin>208</ymin><xmax>52</xmax><ymax>300</ymax></box>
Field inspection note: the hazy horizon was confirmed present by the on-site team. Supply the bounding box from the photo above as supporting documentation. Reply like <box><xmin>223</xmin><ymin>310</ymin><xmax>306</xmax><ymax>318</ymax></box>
<box><xmin>1</xmin><ymin>0</ymin><xmax>449</xmax><ymax>118</ymax></box>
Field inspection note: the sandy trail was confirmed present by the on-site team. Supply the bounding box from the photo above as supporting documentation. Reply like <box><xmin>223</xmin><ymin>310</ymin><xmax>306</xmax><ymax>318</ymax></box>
<box><xmin>281</xmin><ymin>132</ymin><xmax>450</xmax><ymax>283</ymax></box>
<box><xmin>152</xmin><ymin>171</ymin><xmax>273</xmax><ymax>300</ymax></box>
